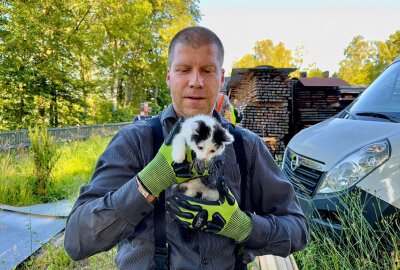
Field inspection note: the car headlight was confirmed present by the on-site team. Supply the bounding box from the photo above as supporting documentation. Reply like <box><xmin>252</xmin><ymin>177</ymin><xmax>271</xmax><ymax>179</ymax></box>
<box><xmin>316</xmin><ymin>140</ymin><xmax>390</xmax><ymax>194</ymax></box>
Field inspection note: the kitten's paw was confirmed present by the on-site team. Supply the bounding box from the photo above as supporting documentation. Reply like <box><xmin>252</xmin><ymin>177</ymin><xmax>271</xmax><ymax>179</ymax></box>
<box><xmin>172</xmin><ymin>149</ymin><xmax>186</xmax><ymax>164</ymax></box>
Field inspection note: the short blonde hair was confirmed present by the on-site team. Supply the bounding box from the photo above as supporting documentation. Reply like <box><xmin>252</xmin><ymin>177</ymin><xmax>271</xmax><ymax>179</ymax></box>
<box><xmin>168</xmin><ymin>26</ymin><xmax>224</xmax><ymax>67</ymax></box>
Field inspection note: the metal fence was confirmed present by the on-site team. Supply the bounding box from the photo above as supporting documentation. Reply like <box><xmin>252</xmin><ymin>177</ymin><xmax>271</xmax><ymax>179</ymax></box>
<box><xmin>0</xmin><ymin>122</ymin><xmax>131</xmax><ymax>150</ymax></box>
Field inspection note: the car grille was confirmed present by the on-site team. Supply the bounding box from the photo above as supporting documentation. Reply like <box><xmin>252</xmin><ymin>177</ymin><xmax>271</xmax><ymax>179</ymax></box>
<box><xmin>282</xmin><ymin>149</ymin><xmax>325</xmax><ymax>198</ymax></box>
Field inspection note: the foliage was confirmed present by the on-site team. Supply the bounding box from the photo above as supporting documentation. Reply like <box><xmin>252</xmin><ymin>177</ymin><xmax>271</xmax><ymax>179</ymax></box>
<box><xmin>232</xmin><ymin>39</ymin><xmax>309</xmax><ymax>79</ymax></box>
<box><xmin>232</xmin><ymin>39</ymin><xmax>304</xmax><ymax>70</ymax></box>
<box><xmin>0</xmin><ymin>135</ymin><xmax>110</xmax><ymax>205</ymax></box>
<box><xmin>20</xmin><ymin>236</ymin><xmax>118</xmax><ymax>270</ymax></box>
<box><xmin>111</xmin><ymin>108</ymin><xmax>136</xmax><ymax>123</ymax></box>
<box><xmin>295</xmin><ymin>190</ymin><xmax>399</xmax><ymax>270</ymax></box>
<box><xmin>86</xmin><ymin>97</ymin><xmax>116</xmax><ymax>125</ymax></box>
<box><xmin>28</xmin><ymin>125</ymin><xmax>60</xmax><ymax>200</ymax></box>
<box><xmin>0</xmin><ymin>148</ymin><xmax>38</xmax><ymax>205</ymax></box>
<box><xmin>337</xmin><ymin>36</ymin><xmax>377</xmax><ymax>85</ymax></box>
<box><xmin>0</xmin><ymin>0</ymin><xmax>200</xmax><ymax>130</ymax></box>
<box><xmin>304</xmin><ymin>63</ymin><xmax>324</xmax><ymax>78</ymax></box>
<box><xmin>337</xmin><ymin>31</ymin><xmax>400</xmax><ymax>85</ymax></box>
<box><xmin>20</xmin><ymin>240</ymin><xmax>75</xmax><ymax>270</ymax></box>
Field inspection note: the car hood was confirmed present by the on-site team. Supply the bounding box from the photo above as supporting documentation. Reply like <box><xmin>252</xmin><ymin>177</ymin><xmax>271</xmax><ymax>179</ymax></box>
<box><xmin>287</xmin><ymin>118</ymin><xmax>400</xmax><ymax>170</ymax></box>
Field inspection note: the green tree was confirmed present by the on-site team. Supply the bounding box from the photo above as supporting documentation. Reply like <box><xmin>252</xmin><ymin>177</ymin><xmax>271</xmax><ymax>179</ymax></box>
<box><xmin>0</xmin><ymin>0</ymin><xmax>200</xmax><ymax>130</ymax></box>
<box><xmin>232</xmin><ymin>39</ymin><xmax>302</xmax><ymax>69</ymax></box>
<box><xmin>371</xmin><ymin>30</ymin><xmax>400</xmax><ymax>81</ymax></box>
<box><xmin>0</xmin><ymin>0</ymin><xmax>91</xmax><ymax>129</ymax></box>
<box><xmin>337</xmin><ymin>36</ymin><xmax>377</xmax><ymax>85</ymax></box>
<box><xmin>337</xmin><ymin>32</ymin><xmax>400</xmax><ymax>85</ymax></box>
<box><xmin>305</xmin><ymin>63</ymin><xmax>324</xmax><ymax>78</ymax></box>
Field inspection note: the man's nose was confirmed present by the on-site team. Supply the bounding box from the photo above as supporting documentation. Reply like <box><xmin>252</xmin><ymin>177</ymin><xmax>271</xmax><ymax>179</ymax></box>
<box><xmin>189</xmin><ymin>71</ymin><xmax>204</xmax><ymax>88</ymax></box>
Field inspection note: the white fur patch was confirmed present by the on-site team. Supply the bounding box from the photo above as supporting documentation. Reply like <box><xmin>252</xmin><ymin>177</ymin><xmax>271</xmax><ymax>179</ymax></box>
<box><xmin>180</xmin><ymin>178</ymin><xmax>219</xmax><ymax>201</ymax></box>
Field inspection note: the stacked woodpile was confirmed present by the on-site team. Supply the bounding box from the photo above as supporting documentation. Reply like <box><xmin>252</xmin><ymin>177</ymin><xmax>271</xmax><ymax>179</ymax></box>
<box><xmin>338</xmin><ymin>86</ymin><xmax>366</xmax><ymax>108</ymax></box>
<box><xmin>228</xmin><ymin>67</ymin><xmax>296</xmax><ymax>156</ymax></box>
<box><xmin>295</xmin><ymin>88</ymin><xmax>340</xmax><ymax>128</ymax></box>
<box><xmin>291</xmin><ymin>78</ymin><xmax>351</xmax><ymax>133</ymax></box>
<box><xmin>227</xmin><ymin>69</ymin><xmax>356</xmax><ymax>157</ymax></box>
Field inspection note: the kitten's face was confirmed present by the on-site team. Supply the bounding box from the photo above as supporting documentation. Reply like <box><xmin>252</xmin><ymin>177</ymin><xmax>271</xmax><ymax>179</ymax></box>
<box><xmin>192</xmin><ymin>137</ymin><xmax>223</xmax><ymax>161</ymax></box>
<box><xmin>188</xmin><ymin>119</ymin><xmax>233</xmax><ymax>161</ymax></box>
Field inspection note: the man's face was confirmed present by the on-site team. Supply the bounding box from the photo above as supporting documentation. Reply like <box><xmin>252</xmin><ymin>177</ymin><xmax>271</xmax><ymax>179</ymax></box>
<box><xmin>167</xmin><ymin>43</ymin><xmax>225</xmax><ymax>117</ymax></box>
<box><xmin>143</xmin><ymin>102</ymin><xmax>149</xmax><ymax>114</ymax></box>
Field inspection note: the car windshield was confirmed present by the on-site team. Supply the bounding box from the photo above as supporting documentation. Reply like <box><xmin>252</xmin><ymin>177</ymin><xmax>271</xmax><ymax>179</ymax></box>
<box><xmin>346</xmin><ymin>61</ymin><xmax>400</xmax><ymax>123</ymax></box>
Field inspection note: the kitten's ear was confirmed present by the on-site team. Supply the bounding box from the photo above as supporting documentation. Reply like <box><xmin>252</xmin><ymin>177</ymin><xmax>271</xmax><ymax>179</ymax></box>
<box><xmin>190</xmin><ymin>121</ymin><xmax>200</xmax><ymax>135</ymax></box>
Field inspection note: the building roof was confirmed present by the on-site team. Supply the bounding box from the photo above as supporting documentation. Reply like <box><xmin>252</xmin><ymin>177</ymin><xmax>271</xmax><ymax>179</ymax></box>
<box><xmin>294</xmin><ymin>77</ymin><xmax>350</xmax><ymax>87</ymax></box>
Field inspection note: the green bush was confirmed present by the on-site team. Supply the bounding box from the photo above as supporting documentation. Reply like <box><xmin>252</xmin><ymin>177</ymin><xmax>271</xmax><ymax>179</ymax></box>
<box><xmin>28</xmin><ymin>126</ymin><xmax>60</xmax><ymax>200</ymax></box>
<box><xmin>111</xmin><ymin>108</ymin><xmax>135</xmax><ymax>122</ymax></box>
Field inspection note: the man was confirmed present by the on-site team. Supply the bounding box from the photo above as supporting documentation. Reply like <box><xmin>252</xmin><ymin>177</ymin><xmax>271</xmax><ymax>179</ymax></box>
<box><xmin>64</xmin><ymin>26</ymin><xmax>309</xmax><ymax>269</ymax></box>
<box><xmin>134</xmin><ymin>102</ymin><xmax>152</xmax><ymax>121</ymax></box>
<box><xmin>215</xmin><ymin>92</ymin><xmax>232</xmax><ymax>121</ymax></box>
<box><xmin>215</xmin><ymin>92</ymin><xmax>244</xmax><ymax>124</ymax></box>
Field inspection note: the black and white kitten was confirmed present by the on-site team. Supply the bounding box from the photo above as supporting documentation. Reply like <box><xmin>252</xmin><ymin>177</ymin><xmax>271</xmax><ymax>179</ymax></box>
<box><xmin>171</xmin><ymin>115</ymin><xmax>234</xmax><ymax>201</ymax></box>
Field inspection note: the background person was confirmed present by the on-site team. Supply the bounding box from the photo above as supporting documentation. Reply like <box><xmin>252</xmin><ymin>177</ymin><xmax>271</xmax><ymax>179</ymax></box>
<box><xmin>215</xmin><ymin>92</ymin><xmax>234</xmax><ymax>123</ymax></box>
<box><xmin>133</xmin><ymin>102</ymin><xmax>152</xmax><ymax>121</ymax></box>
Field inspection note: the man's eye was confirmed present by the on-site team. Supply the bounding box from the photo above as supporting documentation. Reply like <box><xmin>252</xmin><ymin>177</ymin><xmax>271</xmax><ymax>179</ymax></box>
<box><xmin>177</xmin><ymin>68</ymin><xmax>189</xmax><ymax>73</ymax></box>
<box><xmin>203</xmin><ymin>68</ymin><xmax>212</xmax><ymax>73</ymax></box>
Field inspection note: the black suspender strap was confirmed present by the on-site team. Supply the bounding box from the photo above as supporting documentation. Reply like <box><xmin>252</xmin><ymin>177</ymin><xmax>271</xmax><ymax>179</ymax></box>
<box><xmin>229</xmin><ymin>125</ymin><xmax>248</xmax><ymax>211</ymax></box>
<box><xmin>148</xmin><ymin>117</ymin><xmax>169</xmax><ymax>270</ymax></box>
<box><xmin>154</xmin><ymin>192</ymin><xmax>168</xmax><ymax>270</ymax></box>
<box><xmin>229</xmin><ymin>124</ymin><xmax>249</xmax><ymax>270</ymax></box>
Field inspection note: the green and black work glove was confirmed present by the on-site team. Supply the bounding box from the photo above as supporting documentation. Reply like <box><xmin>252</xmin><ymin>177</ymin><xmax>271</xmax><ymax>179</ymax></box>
<box><xmin>138</xmin><ymin>119</ymin><xmax>210</xmax><ymax>197</ymax></box>
<box><xmin>167</xmin><ymin>177</ymin><xmax>253</xmax><ymax>242</ymax></box>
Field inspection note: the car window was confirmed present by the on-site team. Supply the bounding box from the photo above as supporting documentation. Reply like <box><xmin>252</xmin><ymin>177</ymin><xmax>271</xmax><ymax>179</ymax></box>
<box><xmin>350</xmin><ymin>61</ymin><xmax>400</xmax><ymax>114</ymax></box>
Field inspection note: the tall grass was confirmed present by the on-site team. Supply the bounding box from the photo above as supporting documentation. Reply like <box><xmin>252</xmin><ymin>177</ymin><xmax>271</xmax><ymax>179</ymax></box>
<box><xmin>18</xmin><ymin>234</ymin><xmax>118</xmax><ymax>270</ymax></box>
<box><xmin>0</xmin><ymin>148</ymin><xmax>37</xmax><ymax>206</ymax></box>
<box><xmin>294</xmin><ymin>189</ymin><xmax>399</xmax><ymax>270</ymax></box>
<box><xmin>51</xmin><ymin>135</ymin><xmax>111</xmax><ymax>200</ymax></box>
<box><xmin>0</xmin><ymin>136</ymin><xmax>110</xmax><ymax>206</ymax></box>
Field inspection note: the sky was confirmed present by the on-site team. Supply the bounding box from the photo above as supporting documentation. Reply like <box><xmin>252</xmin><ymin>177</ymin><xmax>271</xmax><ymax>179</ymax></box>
<box><xmin>198</xmin><ymin>0</ymin><xmax>400</xmax><ymax>74</ymax></box>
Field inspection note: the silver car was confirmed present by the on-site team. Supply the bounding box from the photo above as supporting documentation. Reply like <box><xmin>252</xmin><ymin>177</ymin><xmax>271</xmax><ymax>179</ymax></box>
<box><xmin>283</xmin><ymin>55</ymin><xmax>400</xmax><ymax>238</ymax></box>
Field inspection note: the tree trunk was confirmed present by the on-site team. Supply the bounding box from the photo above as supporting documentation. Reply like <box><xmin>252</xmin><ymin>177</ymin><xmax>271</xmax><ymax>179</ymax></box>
<box><xmin>124</xmin><ymin>80</ymin><xmax>133</xmax><ymax>107</ymax></box>
<box><xmin>112</xmin><ymin>77</ymin><xmax>118</xmax><ymax>112</ymax></box>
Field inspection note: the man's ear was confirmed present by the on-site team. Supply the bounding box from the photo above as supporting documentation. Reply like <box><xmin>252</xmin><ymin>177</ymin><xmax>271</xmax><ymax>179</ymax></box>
<box><xmin>166</xmin><ymin>68</ymin><xmax>170</xmax><ymax>86</ymax></box>
<box><xmin>220</xmin><ymin>68</ymin><xmax>225</xmax><ymax>86</ymax></box>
